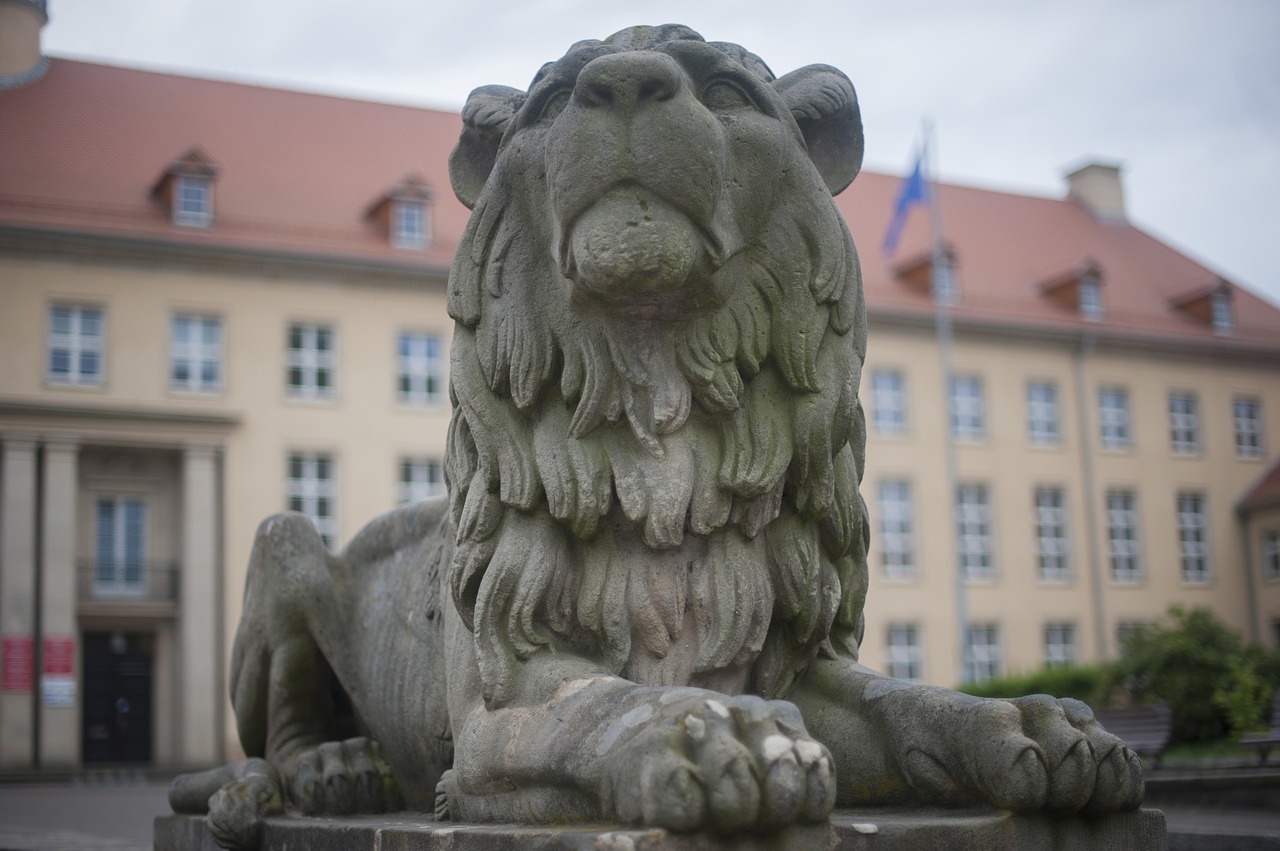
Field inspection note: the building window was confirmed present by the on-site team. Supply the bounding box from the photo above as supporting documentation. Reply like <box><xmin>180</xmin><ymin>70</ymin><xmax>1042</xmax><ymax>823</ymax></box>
<box><xmin>94</xmin><ymin>497</ymin><xmax>146</xmax><ymax>597</ymax></box>
<box><xmin>963</xmin><ymin>624</ymin><xmax>1002</xmax><ymax>684</ymax></box>
<box><xmin>392</xmin><ymin>200</ymin><xmax>428</xmax><ymax>248</ymax></box>
<box><xmin>287</xmin><ymin>452</ymin><xmax>337</xmax><ymax>547</ymax></box>
<box><xmin>949</xmin><ymin>375</ymin><xmax>985</xmax><ymax>440</ymax></box>
<box><xmin>957</xmin><ymin>483</ymin><xmax>993</xmax><ymax>581</ymax></box>
<box><xmin>1168</xmin><ymin>393</ymin><xmax>1200</xmax><ymax>454</ymax></box>
<box><xmin>1034</xmin><ymin>486</ymin><xmax>1069</xmax><ymax>582</ymax></box>
<box><xmin>1272</xmin><ymin>619</ymin><xmax>1280</xmax><ymax>649</ymax></box>
<box><xmin>286</xmin><ymin>323</ymin><xmax>335</xmax><ymax>399</ymax></box>
<box><xmin>886</xmin><ymin>624</ymin><xmax>922</xmax><ymax>682</ymax></box>
<box><xmin>170</xmin><ymin>314</ymin><xmax>221</xmax><ymax>392</ymax></box>
<box><xmin>871</xmin><ymin>370</ymin><xmax>906</xmax><ymax>436</ymax></box>
<box><xmin>1264</xmin><ymin>530</ymin><xmax>1280</xmax><ymax>582</ymax></box>
<box><xmin>1044</xmin><ymin>622</ymin><xmax>1077</xmax><ymax>668</ymax></box>
<box><xmin>1210</xmin><ymin>291</ymin><xmax>1233</xmax><ymax>334</ymax></box>
<box><xmin>1079</xmin><ymin>276</ymin><xmax>1104</xmax><ymax>320</ymax></box>
<box><xmin>1026</xmin><ymin>381</ymin><xmax>1060</xmax><ymax>445</ymax></box>
<box><xmin>877</xmin><ymin>479</ymin><xmax>915</xmax><ymax>580</ymax></box>
<box><xmin>1098</xmin><ymin>387</ymin><xmax>1130</xmax><ymax>449</ymax></box>
<box><xmin>397</xmin><ymin>331</ymin><xmax>444</xmax><ymax>405</ymax></box>
<box><xmin>47</xmin><ymin>304</ymin><xmax>103</xmax><ymax>386</ymax></box>
<box><xmin>1177</xmin><ymin>492</ymin><xmax>1209</xmax><ymax>584</ymax></box>
<box><xmin>1106</xmin><ymin>489</ymin><xmax>1141</xmax><ymax>583</ymax></box>
<box><xmin>174</xmin><ymin>175</ymin><xmax>212</xmax><ymax>227</ymax></box>
<box><xmin>1233</xmin><ymin>396</ymin><xmax>1263</xmax><ymax>459</ymax></box>
<box><xmin>399</xmin><ymin>458</ymin><xmax>445</xmax><ymax>504</ymax></box>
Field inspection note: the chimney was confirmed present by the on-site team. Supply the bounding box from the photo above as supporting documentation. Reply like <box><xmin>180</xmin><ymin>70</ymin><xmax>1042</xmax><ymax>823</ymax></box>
<box><xmin>1064</xmin><ymin>160</ymin><xmax>1126</xmax><ymax>223</ymax></box>
<box><xmin>0</xmin><ymin>0</ymin><xmax>49</xmax><ymax>90</ymax></box>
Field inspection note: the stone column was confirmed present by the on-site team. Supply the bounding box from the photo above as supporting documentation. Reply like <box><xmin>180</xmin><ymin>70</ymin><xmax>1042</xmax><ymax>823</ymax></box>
<box><xmin>39</xmin><ymin>438</ymin><xmax>79</xmax><ymax>767</ymax></box>
<box><xmin>180</xmin><ymin>446</ymin><xmax>220</xmax><ymax>766</ymax></box>
<box><xmin>0</xmin><ymin>436</ymin><xmax>38</xmax><ymax>767</ymax></box>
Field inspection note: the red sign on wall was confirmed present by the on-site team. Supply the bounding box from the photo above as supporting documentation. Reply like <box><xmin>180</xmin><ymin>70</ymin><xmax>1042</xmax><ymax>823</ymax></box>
<box><xmin>2</xmin><ymin>635</ymin><xmax>34</xmax><ymax>693</ymax></box>
<box><xmin>42</xmin><ymin>635</ymin><xmax>75</xmax><ymax>676</ymax></box>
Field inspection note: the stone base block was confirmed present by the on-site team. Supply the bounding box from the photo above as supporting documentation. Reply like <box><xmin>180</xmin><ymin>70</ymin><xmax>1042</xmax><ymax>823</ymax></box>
<box><xmin>156</xmin><ymin>807</ymin><xmax>1167</xmax><ymax>850</ymax></box>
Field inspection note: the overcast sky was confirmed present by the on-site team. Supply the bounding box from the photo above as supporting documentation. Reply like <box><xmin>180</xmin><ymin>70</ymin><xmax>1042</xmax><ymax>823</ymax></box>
<box><xmin>42</xmin><ymin>0</ymin><xmax>1280</xmax><ymax>306</ymax></box>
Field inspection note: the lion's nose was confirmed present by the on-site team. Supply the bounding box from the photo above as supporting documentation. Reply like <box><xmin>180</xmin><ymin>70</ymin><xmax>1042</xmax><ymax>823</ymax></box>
<box><xmin>574</xmin><ymin>52</ymin><xmax>683</xmax><ymax>113</ymax></box>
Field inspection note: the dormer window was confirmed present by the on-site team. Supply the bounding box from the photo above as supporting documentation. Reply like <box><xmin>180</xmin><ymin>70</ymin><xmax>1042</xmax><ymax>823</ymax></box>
<box><xmin>1168</xmin><ymin>278</ymin><xmax>1234</xmax><ymax>335</ymax></box>
<box><xmin>392</xmin><ymin>200</ymin><xmax>426</xmax><ymax>249</ymax></box>
<box><xmin>1037</xmin><ymin>259</ymin><xmax>1104</xmax><ymax>321</ymax></box>
<box><xmin>152</xmin><ymin>147</ymin><xmax>219</xmax><ymax>228</ymax></box>
<box><xmin>891</xmin><ymin>244</ymin><xmax>959</xmax><ymax>305</ymax></box>
<box><xmin>174</xmin><ymin>175</ymin><xmax>212</xmax><ymax>227</ymax></box>
<box><xmin>1210</xmin><ymin>291</ymin><xmax>1233</xmax><ymax>334</ymax></box>
<box><xmin>368</xmin><ymin>176</ymin><xmax>432</xmax><ymax>250</ymax></box>
<box><xmin>1078</xmin><ymin>274</ymin><xmax>1103</xmax><ymax>320</ymax></box>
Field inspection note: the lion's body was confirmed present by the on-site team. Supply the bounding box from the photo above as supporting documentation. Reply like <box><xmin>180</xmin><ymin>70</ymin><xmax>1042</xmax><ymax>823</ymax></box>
<box><xmin>173</xmin><ymin>26</ymin><xmax>1144</xmax><ymax>848</ymax></box>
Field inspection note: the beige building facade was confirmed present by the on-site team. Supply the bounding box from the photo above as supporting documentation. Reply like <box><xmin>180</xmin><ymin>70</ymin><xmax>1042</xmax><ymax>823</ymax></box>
<box><xmin>2</xmin><ymin>25</ymin><xmax>1279</xmax><ymax>768</ymax></box>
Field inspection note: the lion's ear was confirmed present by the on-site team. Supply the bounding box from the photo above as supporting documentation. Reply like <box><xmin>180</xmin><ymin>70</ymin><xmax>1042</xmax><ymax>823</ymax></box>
<box><xmin>449</xmin><ymin>85</ymin><xmax>526</xmax><ymax>209</ymax></box>
<box><xmin>774</xmin><ymin>65</ymin><xmax>863</xmax><ymax>196</ymax></box>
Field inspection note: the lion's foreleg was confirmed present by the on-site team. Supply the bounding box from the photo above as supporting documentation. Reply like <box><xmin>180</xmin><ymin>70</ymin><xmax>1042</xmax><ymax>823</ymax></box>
<box><xmin>790</xmin><ymin>657</ymin><xmax>1144</xmax><ymax>814</ymax></box>
<box><xmin>443</xmin><ymin>612</ymin><xmax>834</xmax><ymax>831</ymax></box>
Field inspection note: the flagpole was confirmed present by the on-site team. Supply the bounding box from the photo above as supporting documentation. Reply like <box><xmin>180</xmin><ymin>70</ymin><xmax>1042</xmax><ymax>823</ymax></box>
<box><xmin>922</xmin><ymin>118</ymin><xmax>969</xmax><ymax>684</ymax></box>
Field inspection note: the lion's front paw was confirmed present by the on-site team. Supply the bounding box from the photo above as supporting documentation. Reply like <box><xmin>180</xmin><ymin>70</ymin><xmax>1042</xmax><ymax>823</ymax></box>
<box><xmin>206</xmin><ymin>760</ymin><xmax>283</xmax><ymax>851</ymax></box>
<box><xmin>285</xmin><ymin>736</ymin><xmax>402</xmax><ymax>816</ymax></box>
<box><xmin>608</xmin><ymin>694</ymin><xmax>834</xmax><ymax>832</ymax></box>
<box><xmin>884</xmin><ymin>688</ymin><xmax>1143</xmax><ymax>815</ymax></box>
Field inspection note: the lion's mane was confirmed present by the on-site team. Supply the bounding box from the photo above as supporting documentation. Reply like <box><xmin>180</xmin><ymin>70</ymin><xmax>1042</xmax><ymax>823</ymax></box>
<box><xmin>444</xmin><ymin>27</ymin><xmax>870</xmax><ymax>707</ymax></box>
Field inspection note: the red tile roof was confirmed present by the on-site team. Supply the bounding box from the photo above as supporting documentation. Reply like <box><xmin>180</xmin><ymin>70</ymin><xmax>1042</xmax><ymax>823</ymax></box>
<box><xmin>4</xmin><ymin>59</ymin><xmax>1280</xmax><ymax>348</ymax></box>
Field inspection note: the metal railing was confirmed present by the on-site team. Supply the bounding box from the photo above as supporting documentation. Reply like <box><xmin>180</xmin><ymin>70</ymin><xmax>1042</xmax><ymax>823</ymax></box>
<box><xmin>77</xmin><ymin>560</ymin><xmax>179</xmax><ymax>605</ymax></box>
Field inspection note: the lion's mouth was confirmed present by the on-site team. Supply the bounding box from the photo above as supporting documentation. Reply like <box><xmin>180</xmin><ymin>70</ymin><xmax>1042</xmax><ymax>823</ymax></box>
<box><xmin>559</xmin><ymin>184</ymin><xmax>721</xmax><ymax>300</ymax></box>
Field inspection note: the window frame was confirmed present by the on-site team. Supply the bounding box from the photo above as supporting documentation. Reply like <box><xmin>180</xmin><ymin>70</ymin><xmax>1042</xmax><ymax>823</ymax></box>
<box><xmin>949</xmin><ymin>375</ymin><xmax>986</xmax><ymax>441</ymax></box>
<box><xmin>957</xmin><ymin>483</ymin><xmax>994</xmax><ymax>581</ymax></box>
<box><xmin>286</xmin><ymin>322</ymin><xmax>337</xmax><ymax>400</ymax></box>
<box><xmin>885</xmin><ymin>624</ymin><xmax>923</xmax><ymax>683</ymax></box>
<box><xmin>1034</xmin><ymin>486</ymin><xmax>1070</xmax><ymax>583</ymax></box>
<box><xmin>1233</xmin><ymin>396</ymin><xmax>1264</xmax><ymax>459</ymax></box>
<box><xmin>877</xmin><ymin>479</ymin><xmax>916</xmax><ymax>580</ymax></box>
<box><xmin>1106</xmin><ymin>489</ymin><xmax>1142</xmax><ymax>583</ymax></box>
<box><xmin>1098</xmin><ymin>386</ymin><xmax>1131</xmax><ymax>450</ymax></box>
<box><xmin>1264</xmin><ymin>530</ymin><xmax>1280</xmax><ymax>583</ymax></box>
<box><xmin>47</xmin><ymin>303</ymin><xmax>105</xmax><ymax>388</ymax></box>
<box><xmin>1043</xmin><ymin>622</ymin><xmax>1078</xmax><ymax>668</ymax></box>
<box><xmin>1168</xmin><ymin>392</ymin><xmax>1201</xmax><ymax>455</ymax></box>
<box><xmin>391</xmin><ymin>199</ymin><xmax>429</xmax><ymax>249</ymax></box>
<box><xmin>963</xmin><ymin>623</ymin><xmax>1002</xmax><ymax>684</ymax></box>
<box><xmin>1176</xmin><ymin>491</ymin><xmax>1210</xmax><ymax>584</ymax></box>
<box><xmin>396</xmin><ymin>330</ymin><xmax>445</xmax><ymax>407</ymax></box>
<box><xmin>286</xmin><ymin>451</ymin><xmax>338</xmax><ymax>548</ymax></box>
<box><xmin>398</xmin><ymin>457</ymin><xmax>446</xmax><ymax>504</ymax></box>
<box><xmin>1026</xmin><ymin>380</ymin><xmax>1060</xmax><ymax>446</ymax></box>
<box><xmin>870</xmin><ymin>369</ymin><xmax>907</xmax><ymax>437</ymax></box>
<box><xmin>173</xmin><ymin>174</ymin><xmax>213</xmax><ymax>227</ymax></box>
<box><xmin>169</xmin><ymin>313</ymin><xmax>223</xmax><ymax>394</ymax></box>
<box><xmin>93</xmin><ymin>496</ymin><xmax>148</xmax><ymax>599</ymax></box>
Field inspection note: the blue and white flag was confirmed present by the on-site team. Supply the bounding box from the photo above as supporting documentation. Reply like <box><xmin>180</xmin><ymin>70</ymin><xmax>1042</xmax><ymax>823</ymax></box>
<box><xmin>881</xmin><ymin>149</ymin><xmax>928</xmax><ymax>256</ymax></box>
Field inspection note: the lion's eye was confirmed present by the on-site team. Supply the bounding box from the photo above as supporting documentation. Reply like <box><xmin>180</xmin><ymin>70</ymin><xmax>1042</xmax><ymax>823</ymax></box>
<box><xmin>701</xmin><ymin>79</ymin><xmax>752</xmax><ymax>111</ymax></box>
<box><xmin>539</xmin><ymin>89</ymin><xmax>571</xmax><ymax>123</ymax></box>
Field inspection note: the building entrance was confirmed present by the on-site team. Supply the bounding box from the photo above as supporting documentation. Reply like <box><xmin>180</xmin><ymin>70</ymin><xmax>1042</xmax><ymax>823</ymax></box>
<box><xmin>81</xmin><ymin>631</ymin><xmax>153</xmax><ymax>763</ymax></box>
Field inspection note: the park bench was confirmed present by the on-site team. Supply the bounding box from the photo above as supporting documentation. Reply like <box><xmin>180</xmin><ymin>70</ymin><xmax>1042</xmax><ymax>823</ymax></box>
<box><xmin>1239</xmin><ymin>692</ymin><xmax>1280</xmax><ymax>766</ymax></box>
<box><xmin>1093</xmin><ymin>703</ymin><xmax>1173</xmax><ymax>768</ymax></box>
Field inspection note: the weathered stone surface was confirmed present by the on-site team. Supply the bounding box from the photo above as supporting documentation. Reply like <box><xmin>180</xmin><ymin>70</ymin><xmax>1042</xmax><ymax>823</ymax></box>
<box><xmin>156</xmin><ymin>808</ymin><xmax>1168</xmax><ymax>851</ymax></box>
<box><xmin>168</xmin><ymin>23</ymin><xmax>1152</xmax><ymax>850</ymax></box>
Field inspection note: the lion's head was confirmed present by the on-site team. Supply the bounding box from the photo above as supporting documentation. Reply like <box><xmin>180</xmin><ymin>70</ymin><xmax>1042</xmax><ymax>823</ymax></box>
<box><xmin>444</xmin><ymin>25</ymin><xmax>870</xmax><ymax>707</ymax></box>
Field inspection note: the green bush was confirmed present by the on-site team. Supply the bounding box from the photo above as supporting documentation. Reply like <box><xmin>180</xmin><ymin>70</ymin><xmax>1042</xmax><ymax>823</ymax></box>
<box><xmin>958</xmin><ymin>664</ymin><xmax>1109</xmax><ymax>706</ymax></box>
<box><xmin>1108</xmin><ymin>606</ymin><xmax>1280</xmax><ymax>743</ymax></box>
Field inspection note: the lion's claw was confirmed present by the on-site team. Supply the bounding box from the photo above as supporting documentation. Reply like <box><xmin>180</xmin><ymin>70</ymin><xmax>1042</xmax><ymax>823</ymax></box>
<box><xmin>286</xmin><ymin>736</ymin><xmax>400</xmax><ymax>817</ymax></box>
<box><xmin>611</xmin><ymin>695</ymin><xmax>833</xmax><ymax>832</ymax></box>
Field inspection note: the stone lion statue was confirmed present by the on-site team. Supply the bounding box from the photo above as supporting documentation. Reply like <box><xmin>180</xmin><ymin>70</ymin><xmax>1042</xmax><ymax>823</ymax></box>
<box><xmin>170</xmin><ymin>24</ymin><xmax>1144</xmax><ymax>848</ymax></box>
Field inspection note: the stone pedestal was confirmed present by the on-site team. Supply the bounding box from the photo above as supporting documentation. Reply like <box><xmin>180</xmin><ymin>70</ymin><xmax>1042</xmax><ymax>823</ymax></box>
<box><xmin>156</xmin><ymin>807</ymin><xmax>1167</xmax><ymax>850</ymax></box>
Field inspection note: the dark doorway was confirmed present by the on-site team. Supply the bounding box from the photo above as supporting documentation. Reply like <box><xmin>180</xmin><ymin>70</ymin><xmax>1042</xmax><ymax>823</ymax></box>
<box><xmin>82</xmin><ymin>631</ymin><xmax>153</xmax><ymax>763</ymax></box>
